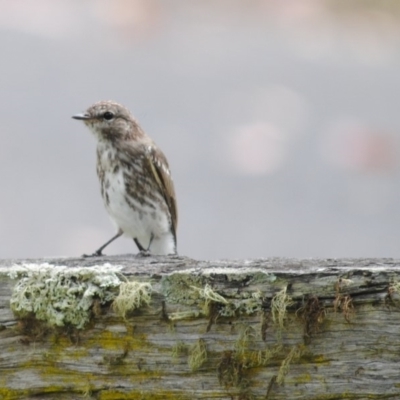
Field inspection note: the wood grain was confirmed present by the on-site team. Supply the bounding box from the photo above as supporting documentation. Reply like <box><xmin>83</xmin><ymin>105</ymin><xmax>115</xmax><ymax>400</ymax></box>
<box><xmin>1</xmin><ymin>256</ymin><xmax>400</xmax><ymax>399</ymax></box>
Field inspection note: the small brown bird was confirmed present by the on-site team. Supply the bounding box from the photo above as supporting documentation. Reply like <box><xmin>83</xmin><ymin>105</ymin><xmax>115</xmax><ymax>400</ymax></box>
<box><xmin>72</xmin><ymin>101</ymin><xmax>177</xmax><ymax>256</ymax></box>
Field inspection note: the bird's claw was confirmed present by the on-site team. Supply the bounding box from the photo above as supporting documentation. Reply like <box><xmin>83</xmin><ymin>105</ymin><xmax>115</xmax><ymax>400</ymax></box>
<box><xmin>136</xmin><ymin>250</ymin><xmax>151</xmax><ymax>258</ymax></box>
<box><xmin>82</xmin><ymin>251</ymin><xmax>104</xmax><ymax>258</ymax></box>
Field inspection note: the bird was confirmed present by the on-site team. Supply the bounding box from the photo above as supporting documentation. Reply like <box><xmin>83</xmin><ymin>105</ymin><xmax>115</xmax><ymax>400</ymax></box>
<box><xmin>72</xmin><ymin>100</ymin><xmax>178</xmax><ymax>256</ymax></box>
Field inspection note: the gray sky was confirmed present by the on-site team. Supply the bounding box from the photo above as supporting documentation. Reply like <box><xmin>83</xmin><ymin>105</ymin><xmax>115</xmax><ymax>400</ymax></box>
<box><xmin>1</xmin><ymin>0</ymin><xmax>400</xmax><ymax>259</ymax></box>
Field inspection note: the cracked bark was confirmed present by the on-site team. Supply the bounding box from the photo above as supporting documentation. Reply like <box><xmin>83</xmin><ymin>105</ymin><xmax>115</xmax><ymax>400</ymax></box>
<box><xmin>0</xmin><ymin>255</ymin><xmax>399</xmax><ymax>400</ymax></box>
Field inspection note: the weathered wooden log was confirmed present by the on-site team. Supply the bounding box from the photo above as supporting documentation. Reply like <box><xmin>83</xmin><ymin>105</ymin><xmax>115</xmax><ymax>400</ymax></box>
<box><xmin>0</xmin><ymin>256</ymin><xmax>399</xmax><ymax>399</ymax></box>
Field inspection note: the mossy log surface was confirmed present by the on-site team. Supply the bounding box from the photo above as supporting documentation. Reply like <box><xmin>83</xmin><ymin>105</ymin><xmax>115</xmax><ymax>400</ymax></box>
<box><xmin>1</xmin><ymin>256</ymin><xmax>400</xmax><ymax>400</ymax></box>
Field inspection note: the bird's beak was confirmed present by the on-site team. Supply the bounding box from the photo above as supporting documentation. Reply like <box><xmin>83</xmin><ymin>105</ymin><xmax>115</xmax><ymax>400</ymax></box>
<box><xmin>72</xmin><ymin>113</ymin><xmax>91</xmax><ymax>120</ymax></box>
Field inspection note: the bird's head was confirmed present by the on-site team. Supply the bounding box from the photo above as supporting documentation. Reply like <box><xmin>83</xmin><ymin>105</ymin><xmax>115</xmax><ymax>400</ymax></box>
<box><xmin>73</xmin><ymin>101</ymin><xmax>142</xmax><ymax>142</ymax></box>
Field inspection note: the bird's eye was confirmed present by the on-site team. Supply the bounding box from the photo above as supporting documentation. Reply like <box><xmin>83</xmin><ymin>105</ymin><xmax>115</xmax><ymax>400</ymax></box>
<box><xmin>103</xmin><ymin>111</ymin><xmax>114</xmax><ymax>121</ymax></box>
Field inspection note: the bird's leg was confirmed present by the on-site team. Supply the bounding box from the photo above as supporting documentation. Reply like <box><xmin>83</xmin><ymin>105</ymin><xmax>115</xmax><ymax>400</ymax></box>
<box><xmin>134</xmin><ymin>235</ymin><xmax>152</xmax><ymax>257</ymax></box>
<box><xmin>147</xmin><ymin>233</ymin><xmax>154</xmax><ymax>251</ymax></box>
<box><xmin>83</xmin><ymin>230</ymin><xmax>123</xmax><ymax>257</ymax></box>
<box><xmin>134</xmin><ymin>238</ymin><xmax>146</xmax><ymax>252</ymax></box>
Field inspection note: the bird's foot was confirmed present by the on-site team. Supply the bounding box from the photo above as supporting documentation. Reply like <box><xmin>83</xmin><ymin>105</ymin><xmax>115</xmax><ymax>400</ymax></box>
<box><xmin>136</xmin><ymin>250</ymin><xmax>151</xmax><ymax>258</ymax></box>
<box><xmin>82</xmin><ymin>250</ymin><xmax>104</xmax><ymax>258</ymax></box>
<box><xmin>167</xmin><ymin>253</ymin><xmax>180</xmax><ymax>259</ymax></box>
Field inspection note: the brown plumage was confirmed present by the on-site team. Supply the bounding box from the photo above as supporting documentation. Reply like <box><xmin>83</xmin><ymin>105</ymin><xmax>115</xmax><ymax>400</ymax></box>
<box><xmin>73</xmin><ymin>101</ymin><xmax>178</xmax><ymax>256</ymax></box>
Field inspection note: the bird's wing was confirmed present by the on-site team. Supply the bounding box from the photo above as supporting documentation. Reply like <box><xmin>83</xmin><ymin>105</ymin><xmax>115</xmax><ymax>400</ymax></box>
<box><xmin>145</xmin><ymin>145</ymin><xmax>178</xmax><ymax>243</ymax></box>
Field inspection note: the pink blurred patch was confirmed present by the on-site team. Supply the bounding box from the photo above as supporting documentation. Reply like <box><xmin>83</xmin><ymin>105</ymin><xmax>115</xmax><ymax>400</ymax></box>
<box><xmin>321</xmin><ymin>120</ymin><xmax>397</xmax><ymax>173</ymax></box>
<box><xmin>229</xmin><ymin>122</ymin><xmax>286</xmax><ymax>175</ymax></box>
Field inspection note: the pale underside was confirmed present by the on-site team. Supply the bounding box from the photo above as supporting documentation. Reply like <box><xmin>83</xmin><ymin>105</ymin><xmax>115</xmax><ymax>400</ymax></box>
<box><xmin>98</xmin><ymin>143</ymin><xmax>176</xmax><ymax>255</ymax></box>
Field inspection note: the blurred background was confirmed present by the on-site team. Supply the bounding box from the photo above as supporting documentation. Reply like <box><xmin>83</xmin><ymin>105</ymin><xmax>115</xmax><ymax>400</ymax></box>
<box><xmin>1</xmin><ymin>0</ymin><xmax>400</xmax><ymax>260</ymax></box>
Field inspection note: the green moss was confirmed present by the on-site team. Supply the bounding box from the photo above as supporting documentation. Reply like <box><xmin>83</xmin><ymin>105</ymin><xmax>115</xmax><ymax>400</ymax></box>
<box><xmin>88</xmin><ymin>329</ymin><xmax>149</xmax><ymax>352</ymax></box>
<box><xmin>296</xmin><ymin>373</ymin><xmax>312</xmax><ymax>383</ymax></box>
<box><xmin>276</xmin><ymin>344</ymin><xmax>305</xmax><ymax>385</ymax></box>
<box><xmin>235</xmin><ymin>325</ymin><xmax>256</xmax><ymax>356</ymax></box>
<box><xmin>248</xmin><ymin>343</ymin><xmax>284</xmax><ymax>368</ymax></box>
<box><xmin>98</xmin><ymin>390</ymin><xmax>191</xmax><ymax>400</ymax></box>
<box><xmin>299</xmin><ymin>353</ymin><xmax>329</xmax><ymax>365</ymax></box>
<box><xmin>301</xmin><ymin>395</ymin><xmax>400</xmax><ymax>400</ymax></box>
<box><xmin>0</xmin><ymin>388</ymin><xmax>29</xmax><ymax>400</ymax></box>
<box><xmin>217</xmin><ymin>350</ymin><xmax>245</xmax><ymax>389</ymax></box>
<box><xmin>171</xmin><ymin>341</ymin><xmax>188</xmax><ymax>358</ymax></box>
<box><xmin>188</xmin><ymin>339</ymin><xmax>207</xmax><ymax>371</ymax></box>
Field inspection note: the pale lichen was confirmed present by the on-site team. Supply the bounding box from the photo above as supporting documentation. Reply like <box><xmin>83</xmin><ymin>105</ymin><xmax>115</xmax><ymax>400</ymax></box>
<box><xmin>112</xmin><ymin>281</ymin><xmax>152</xmax><ymax>319</ymax></box>
<box><xmin>8</xmin><ymin>263</ymin><xmax>123</xmax><ymax>329</ymax></box>
<box><xmin>271</xmin><ymin>286</ymin><xmax>294</xmax><ymax>330</ymax></box>
<box><xmin>160</xmin><ymin>273</ymin><xmax>205</xmax><ymax>305</ymax></box>
<box><xmin>168</xmin><ymin>310</ymin><xmax>202</xmax><ymax>321</ymax></box>
<box><xmin>191</xmin><ymin>283</ymin><xmax>228</xmax><ymax>317</ymax></box>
